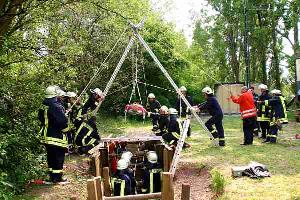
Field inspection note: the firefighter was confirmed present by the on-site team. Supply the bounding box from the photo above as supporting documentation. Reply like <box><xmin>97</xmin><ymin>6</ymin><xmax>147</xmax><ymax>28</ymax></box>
<box><xmin>230</xmin><ymin>86</ymin><xmax>257</xmax><ymax>145</ymax></box>
<box><xmin>261</xmin><ymin>89</ymin><xmax>288</xmax><ymax>143</ymax></box>
<box><xmin>141</xmin><ymin>151</ymin><xmax>163</xmax><ymax>193</ymax></box>
<box><xmin>157</xmin><ymin>106</ymin><xmax>169</xmax><ymax>136</ymax></box>
<box><xmin>111</xmin><ymin>159</ymin><xmax>135</xmax><ymax>196</ymax></box>
<box><xmin>257</xmin><ymin>84</ymin><xmax>271</xmax><ymax>139</ymax></box>
<box><xmin>120</xmin><ymin>151</ymin><xmax>136</xmax><ymax>194</ymax></box>
<box><xmin>162</xmin><ymin>108</ymin><xmax>181</xmax><ymax>145</ymax></box>
<box><xmin>175</xmin><ymin>86</ymin><xmax>193</xmax><ymax>137</ymax></box>
<box><xmin>198</xmin><ymin>87</ymin><xmax>225</xmax><ymax>146</ymax></box>
<box><xmin>38</xmin><ymin>85</ymin><xmax>69</xmax><ymax>183</ymax></box>
<box><xmin>54</xmin><ymin>86</ymin><xmax>68</xmax><ymax>110</ymax></box>
<box><xmin>74</xmin><ymin>118</ymin><xmax>101</xmax><ymax>154</ymax></box>
<box><xmin>64</xmin><ymin>91</ymin><xmax>78</xmax><ymax>149</ymax></box>
<box><xmin>250</xmin><ymin>86</ymin><xmax>259</xmax><ymax>136</ymax></box>
<box><xmin>82</xmin><ymin>88</ymin><xmax>105</xmax><ymax>120</ymax></box>
<box><xmin>146</xmin><ymin>93</ymin><xmax>161</xmax><ymax>131</ymax></box>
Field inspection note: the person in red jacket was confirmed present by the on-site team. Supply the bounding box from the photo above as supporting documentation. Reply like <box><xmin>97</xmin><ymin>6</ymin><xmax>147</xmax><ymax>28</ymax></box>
<box><xmin>230</xmin><ymin>86</ymin><xmax>257</xmax><ymax>145</ymax></box>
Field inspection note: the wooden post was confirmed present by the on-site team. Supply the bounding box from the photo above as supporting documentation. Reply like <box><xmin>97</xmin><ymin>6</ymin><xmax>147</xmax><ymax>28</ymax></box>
<box><xmin>163</xmin><ymin>148</ymin><xmax>173</xmax><ymax>172</ymax></box>
<box><xmin>87</xmin><ymin>179</ymin><xmax>97</xmax><ymax>200</ymax></box>
<box><xmin>181</xmin><ymin>184</ymin><xmax>190</xmax><ymax>200</ymax></box>
<box><xmin>95</xmin><ymin>155</ymin><xmax>101</xmax><ymax>177</ymax></box>
<box><xmin>95</xmin><ymin>177</ymin><xmax>103</xmax><ymax>200</ymax></box>
<box><xmin>100</xmin><ymin>147</ymin><xmax>109</xmax><ymax>167</ymax></box>
<box><xmin>162</xmin><ymin>172</ymin><xmax>174</xmax><ymax>200</ymax></box>
<box><xmin>103</xmin><ymin>167</ymin><xmax>112</xmax><ymax>197</ymax></box>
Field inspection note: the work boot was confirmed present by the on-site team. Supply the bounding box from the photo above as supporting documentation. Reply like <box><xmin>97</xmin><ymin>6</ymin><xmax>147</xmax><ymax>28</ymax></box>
<box><xmin>219</xmin><ymin>140</ymin><xmax>225</xmax><ymax>147</ymax></box>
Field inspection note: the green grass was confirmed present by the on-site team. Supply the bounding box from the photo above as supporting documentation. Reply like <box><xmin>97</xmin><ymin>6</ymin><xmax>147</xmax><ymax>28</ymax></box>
<box><xmin>184</xmin><ymin>114</ymin><xmax>300</xmax><ymax>200</ymax></box>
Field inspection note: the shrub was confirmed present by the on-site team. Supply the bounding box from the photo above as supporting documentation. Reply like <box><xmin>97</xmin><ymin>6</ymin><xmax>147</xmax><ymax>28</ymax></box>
<box><xmin>210</xmin><ymin>168</ymin><xmax>226</xmax><ymax>195</ymax></box>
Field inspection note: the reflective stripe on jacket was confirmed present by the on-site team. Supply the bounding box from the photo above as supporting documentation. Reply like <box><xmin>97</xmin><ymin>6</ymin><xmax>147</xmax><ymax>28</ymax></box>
<box><xmin>231</xmin><ymin>91</ymin><xmax>257</xmax><ymax>119</ymax></box>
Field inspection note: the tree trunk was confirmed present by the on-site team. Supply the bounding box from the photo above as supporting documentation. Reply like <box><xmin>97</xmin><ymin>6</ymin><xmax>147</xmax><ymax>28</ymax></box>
<box><xmin>0</xmin><ymin>0</ymin><xmax>25</xmax><ymax>47</ymax></box>
<box><xmin>271</xmin><ymin>18</ymin><xmax>281</xmax><ymax>89</ymax></box>
<box><xmin>227</xmin><ymin>26</ymin><xmax>240</xmax><ymax>82</ymax></box>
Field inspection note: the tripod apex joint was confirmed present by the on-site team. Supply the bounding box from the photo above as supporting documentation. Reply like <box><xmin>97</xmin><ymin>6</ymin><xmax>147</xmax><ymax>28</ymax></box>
<box><xmin>129</xmin><ymin>17</ymin><xmax>146</xmax><ymax>31</ymax></box>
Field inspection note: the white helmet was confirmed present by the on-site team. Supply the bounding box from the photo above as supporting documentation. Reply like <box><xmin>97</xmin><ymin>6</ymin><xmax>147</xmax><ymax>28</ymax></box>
<box><xmin>91</xmin><ymin>88</ymin><xmax>103</xmax><ymax>96</ymax></box>
<box><xmin>159</xmin><ymin>106</ymin><xmax>168</xmax><ymax>113</ymax></box>
<box><xmin>45</xmin><ymin>85</ymin><xmax>57</xmax><ymax>98</ymax></box>
<box><xmin>65</xmin><ymin>91</ymin><xmax>77</xmax><ymax>98</ymax></box>
<box><xmin>54</xmin><ymin>86</ymin><xmax>66</xmax><ymax>97</ymax></box>
<box><xmin>271</xmin><ymin>89</ymin><xmax>281</xmax><ymax>95</ymax></box>
<box><xmin>121</xmin><ymin>151</ymin><xmax>133</xmax><ymax>163</ymax></box>
<box><xmin>258</xmin><ymin>84</ymin><xmax>268</xmax><ymax>90</ymax></box>
<box><xmin>147</xmin><ymin>151</ymin><xmax>158</xmax><ymax>164</ymax></box>
<box><xmin>148</xmin><ymin>93</ymin><xmax>155</xmax><ymax>99</ymax></box>
<box><xmin>168</xmin><ymin>108</ymin><xmax>178</xmax><ymax>115</ymax></box>
<box><xmin>202</xmin><ymin>86</ymin><xmax>213</xmax><ymax>94</ymax></box>
<box><xmin>179</xmin><ymin>86</ymin><xmax>187</xmax><ymax>92</ymax></box>
<box><xmin>117</xmin><ymin>159</ymin><xmax>129</xmax><ymax>170</ymax></box>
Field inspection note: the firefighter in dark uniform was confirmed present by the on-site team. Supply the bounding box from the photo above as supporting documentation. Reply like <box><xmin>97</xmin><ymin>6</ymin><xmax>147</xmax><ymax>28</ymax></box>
<box><xmin>261</xmin><ymin>89</ymin><xmax>288</xmax><ymax>143</ymax></box>
<box><xmin>141</xmin><ymin>151</ymin><xmax>162</xmax><ymax>194</ymax></box>
<box><xmin>120</xmin><ymin>151</ymin><xmax>136</xmax><ymax>194</ymax></box>
<box><xmin>157</xmin><ymin>106</ymin><xmax>169</xmax><ymax>136</ymax></box>
<box><xmin>162</xmin><ymin>108</ymin><xmax>181</xmax><ymax>145</ymax></box>
<box><xmin>111</xmin><ymin>159</ymin><xmax>135</xmax><ymax>196</ymax></box>
<box><xmin>175</xmin><ymin>86</ymin><xmax>193</xmax><ymax>137</ymax></box>
<box><xmin>146</xmin><ymin>93</ymin><xmax>161</xmax><ymax>131</ymax></box>
<box><xmin>257</xmin><ymin>84</ymin><xmax>271</xmax><ymax>139</ymax></box>
<box><xmin>198</xmin><ymin>87</ymin><xmax>225</xmax><ymax>146</ymax></box>
<box><xmin>82</xmin><ymin>88</ymin><xmax>104</xmax><ymax>120</ymax></box>
<box><xmin>250</xmin><ymin>86</ymin><xmax>260</xmax><ymax>136</ymax></box>
<box><xmin>38</xmin><ymin>85</ymin><xmax>69</xmax><ymax>183</ymax></box>
<box><xmin>74</xmin><ymin>118</ymin><xmax>101</xmax><ymax>154</ymax></box>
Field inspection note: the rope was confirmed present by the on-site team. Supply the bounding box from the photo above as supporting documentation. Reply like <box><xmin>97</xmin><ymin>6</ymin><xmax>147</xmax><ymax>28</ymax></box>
<box><xmin>70</xmin><ymin>27</ymin><xmax>129</xmax><ymax>110</ymax></box>
<box><xmin>137</xmin><ymin>81</ymin><xmax>176</xmax><ymax>93</ymax></box>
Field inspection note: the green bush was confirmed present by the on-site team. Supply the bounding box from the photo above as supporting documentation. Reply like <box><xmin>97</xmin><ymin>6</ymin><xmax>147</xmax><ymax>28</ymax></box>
<box><xmin>210</xmin><ymin>168</ymin><xmax>226</xmax><ymax>194</ymax></box>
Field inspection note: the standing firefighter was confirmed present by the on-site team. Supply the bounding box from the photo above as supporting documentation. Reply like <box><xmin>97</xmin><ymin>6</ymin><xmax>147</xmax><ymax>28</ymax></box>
<box><xmin>198</xmin><ymin>87</ymin><xmax>225</xmax><ymax>146</ymax></box>
<box><xmin>38</xmin><ymin>86</ymin><xmax>69</xmax><ymax>183</ymax></box>
<box><xmin>230</xmin><ymin>86</ymin><xmax>257</xmax><ymax>145</ymax></box>
<box><xmin>257</xmin><ymin>84</ymin><xmax>271</xmax><ymax>139</ymax></box>
<box><xmin>82</xmin><ymin>88</ymin><xmax>105</xmax><ymax>120</ymax></box>
<box><xmin>175</xmin><ymin>86</ymin><xmax>193</xmax><ymax>137</ymax></box>
<box><xmin>146</xmin><ymin>93</ymin><xmax>161</xmax><ymax>131</ymax></box>
<box><xmin>141</xmin><ymin>151</ymin><xmax>162</xmax><ymax>194</ymax></box>
<box><xmin>260</xmin><ymin>89</ymin><xmax>288</xmax><ymax>143</ymax></box>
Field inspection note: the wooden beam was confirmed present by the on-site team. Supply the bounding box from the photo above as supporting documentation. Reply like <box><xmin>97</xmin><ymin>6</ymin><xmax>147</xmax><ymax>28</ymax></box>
<box><xmin>162</xmin><ymin>172</ymin><xmax>174</xmax><ymax>200</ymax></box>
<box><xmin>95</xmin><ymin>155</ymin><xmax>101</xmax><ymax>177</ymax></box>
<box><xmin>163</xmin><ymin>148</ymin><xmax>173</xmax><ymax>172</ymax></box>
<box><xmin>100</xmin><ymin>147</ymin><xmax>109</xmax><ymax>167</ymax></box>
<box><xmin>103</xmin><ymin>167</ymin><xmax>112</xmax><ymax>197</ymax></box>
<box><xmin>181</xmin><ymin>184</ymin><xmax>190</xmax><ymax>200</ymax></box>
<box><xmin>104</xmin><ymin>193</ymin><xmax>161</xmax><ymax>200</ymax></box>
<box><xmin>87</xmin><ymin>179</ymin><xmax>97</xmax><ymax>200</ymax></box>
<box><xmin>95</xmin><ymin>177</ymin><xmax>103</xmax><ymax>200</ymax></box>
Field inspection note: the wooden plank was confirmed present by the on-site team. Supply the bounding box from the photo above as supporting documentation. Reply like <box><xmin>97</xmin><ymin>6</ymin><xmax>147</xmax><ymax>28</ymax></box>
<box><xmin>181</xmin><ymin>184</ymin><xmax>190</xmax><ymax>200</ymax></box>
<box><xmin>104</xmin><ymin>193</ymin><xmax>161</xmax><ymax>200</ymax></box>
<box><xmin>95</xmin><ymin>177</ymin><xmax>103</xmax><ymax>200</ymax></box>
<box><xmin>87</xmin><ymin>179</ymin><xmax>97</xmax><ymax>200</ymax></box>
<box><xmin>162</xmin><ymin>172</ymin><xmax>174</xmax><ymax>200</ymax></box>
<box><xmin>103</xmin><ymin>167</ymin><xmax>112</xmax><ymax>197</ymax></box>
<box><xmin>100</xmin><ymin>148</ymin><xmax>109</xmax><ymax>167</ymax></box>
<box><xmin>163</xmin><ymin>148</ymin><xmax>169</xmax><ymax>172</ymax></box>
<box><xmin>95</xmin><ymin>155</ymin><xmax>101</xmax><ymax>177</ymax></box>
<box><xmin>101</xmin><ymin>136</ymin><xmax>162</xmax><ymax>142</ymax></box>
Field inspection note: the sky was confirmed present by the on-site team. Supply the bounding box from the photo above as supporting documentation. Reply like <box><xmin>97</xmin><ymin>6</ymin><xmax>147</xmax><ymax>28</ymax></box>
<box><xmin>150</xmin><ymin>0</ymin><xmax>297</xmax><ymax>77</ymax></box>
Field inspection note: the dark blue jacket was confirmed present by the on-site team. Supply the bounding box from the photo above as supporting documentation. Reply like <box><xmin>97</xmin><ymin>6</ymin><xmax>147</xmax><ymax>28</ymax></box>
<box><xmin>82</xmin><ymin>93</ymin><xmax>98</xmax><ymax>115</ymax></box>
<box><xmin>199</xmin><ymin>96</ymin><xmax>223</xmax><ymax>117</ymax></box>
<box><xmin>257</xmin><ymin>91</ymin><xmax>271</xmax><ymax>118</ymax></box>
<box><xmin>75</xmin><ymin>118</ymin><xmax>100</xmax><ymax>146</ymax></box>
<box><xmin>175</xmin><ymin>95</ymin><xmax>193</xmax><ymax>117</ymax></box>
<box><xmin>38</xmin><ymin>97</ymin><xmax>68</xmax><ymax>147</ymax></box>
<box><xmin>146</xmin><ymin>100</ymin><xmax>161</xmax><ymax>113</ymax></box>
<box><xmin>267</xmin><ymin>96</ymin><xmax>286</xmax><ymax>119</ymax></box>
<box><xmin>113</xmin><ymin>170</ymin><xmax>133</xmax><ymax>196</ymax></box>
<box><xmin>168</xmin><ymin>115</ymin><xmax>181</xmax><ymax>134</ymax></box>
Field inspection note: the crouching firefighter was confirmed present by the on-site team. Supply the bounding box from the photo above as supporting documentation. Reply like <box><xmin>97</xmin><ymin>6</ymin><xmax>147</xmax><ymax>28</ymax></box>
<box><xmin>198</xmin><ymin>87</ymin><xmax>225</xmax><ymax>146</ymax></box>
<box><xmin>157</xmin><ymin>106</ymin><xmax>169</xmax><ymax>136</ymax></box>
<box><xmin>141</xmin><ymin>151</ymin><xmax>163</xmax><ymax>194</ymax></box>
<box><xmin>162</xmin><ymin>108</ymin><xmax>190</xmax><ymax>148</ymax></box>
<box><xmin>261</xmin><ymin>89</ymin><xmax>288</xmax><ymax>143</ymax></box>
<box><xmin>38</xmin><ymin>85</ymin><xmax>69</xmax><ymax>183</ymax></box>
<box><xmin>74</xmin><ymin>118</ymin><xmax>101</xmax><ymax>154</ymax></box>
<box><xmin>111</xmin><ymin>159</ymin><xmax>136</xmax><ymax>196</ymax></box>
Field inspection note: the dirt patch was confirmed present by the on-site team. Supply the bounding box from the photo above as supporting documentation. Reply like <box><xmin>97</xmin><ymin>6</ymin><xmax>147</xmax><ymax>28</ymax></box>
<box><xmin>174</xmin><ymin>162</ymin><xmax>214</xmax><ymax>200</ymax></box>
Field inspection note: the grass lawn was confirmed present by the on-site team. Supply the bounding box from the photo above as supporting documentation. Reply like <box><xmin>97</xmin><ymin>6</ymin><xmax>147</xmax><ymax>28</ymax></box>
<box><xmin>184</xmin><ymin>114</ymin><xmax>300</xmax><ymax>200</ymax></box>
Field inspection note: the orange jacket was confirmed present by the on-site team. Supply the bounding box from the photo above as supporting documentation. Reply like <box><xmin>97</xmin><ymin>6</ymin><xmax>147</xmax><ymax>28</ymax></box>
<box><xmin>231</xmin><ymin>91</ymin><xmax>257</xmax><ymax>119</ymax></box>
